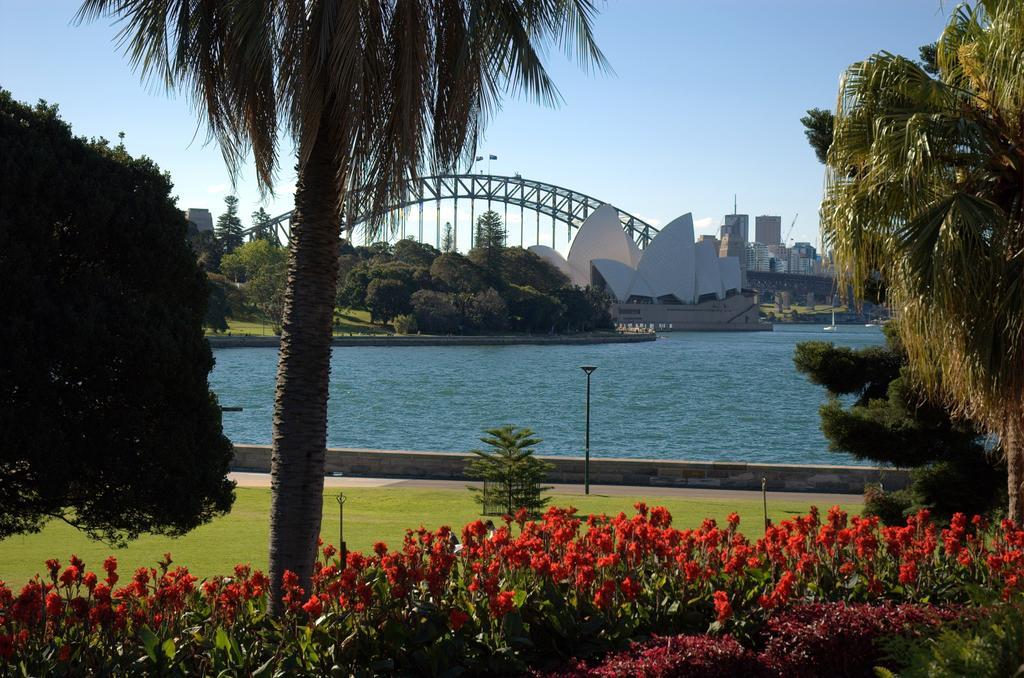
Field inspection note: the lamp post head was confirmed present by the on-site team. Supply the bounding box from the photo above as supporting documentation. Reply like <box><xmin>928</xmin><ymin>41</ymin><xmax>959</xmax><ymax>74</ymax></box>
<box><xmin>580</xmin><ymin>365</ymin><xmax>597</xmax><ymax>375</ymax></box>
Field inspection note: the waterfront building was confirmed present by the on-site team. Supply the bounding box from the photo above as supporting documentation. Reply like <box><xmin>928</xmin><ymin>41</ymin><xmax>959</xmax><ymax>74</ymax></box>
<box><xmin>529</xmin><ymin>205</ymin><xmax>763</xmax><ymax>330</ymax></box>
<box><xmin>185</xmin><ymin>207</ymin><xmax>214</xmax><ymax>233</ymax></box>
<box><xmin>755</xmin><ymin>215</ymin><xmax>782</xmax><ymax>247</ymax></box>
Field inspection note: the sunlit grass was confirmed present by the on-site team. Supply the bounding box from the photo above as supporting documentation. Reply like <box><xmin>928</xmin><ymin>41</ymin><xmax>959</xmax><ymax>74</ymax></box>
<box><xmin>0</xmin><ymin>487</ymin><xmax>860</xmax><ymax>584</ymax></box>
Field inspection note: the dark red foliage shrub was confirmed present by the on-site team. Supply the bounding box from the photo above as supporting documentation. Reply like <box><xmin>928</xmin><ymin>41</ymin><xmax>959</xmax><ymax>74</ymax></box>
<box><xmin>758</xmin><ymin>602</ymin><xmax>965</xmax><ymax>677</ymax></box>
<box><xmin>539</xmin><ymin>634</ymin><xmax>761</xmax><ymax>678</ymax></box>
<box><xmin>542</xmin><ymin>603</ymin><xmax>975</xmax><ymax>678</ymax></box>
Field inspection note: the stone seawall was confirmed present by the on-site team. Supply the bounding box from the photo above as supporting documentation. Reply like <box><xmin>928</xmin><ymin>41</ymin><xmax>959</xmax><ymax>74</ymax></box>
<box><xmin>232</xmin><ymin>445</ymin><xmax>909</xmax><ymax>495</ymax></box>
<box><xmin>208</xmin><ymin>333</ymin><xmax>656</xmax><ymax>349</ymax></box>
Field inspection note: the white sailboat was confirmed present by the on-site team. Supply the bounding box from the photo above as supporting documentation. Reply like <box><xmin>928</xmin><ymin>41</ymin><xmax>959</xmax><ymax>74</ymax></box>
<box><xmin>823</xmin><ymin>309</ymin><xmax>837</xmax><ymax>332</ymax></box>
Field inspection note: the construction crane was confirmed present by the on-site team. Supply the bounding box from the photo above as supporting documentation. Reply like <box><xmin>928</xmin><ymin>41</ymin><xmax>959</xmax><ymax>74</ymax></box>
<box><xmin>784</xmin><ymin>213</ymin><xmax>798</xmax><ymax>243</ymax></box>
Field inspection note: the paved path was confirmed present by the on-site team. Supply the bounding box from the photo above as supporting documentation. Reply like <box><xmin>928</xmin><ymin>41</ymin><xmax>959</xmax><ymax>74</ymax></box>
<box><xmin>229</xmin><ymin>472</ymin><xmax>861</xmax><ymax>506</ymax></box>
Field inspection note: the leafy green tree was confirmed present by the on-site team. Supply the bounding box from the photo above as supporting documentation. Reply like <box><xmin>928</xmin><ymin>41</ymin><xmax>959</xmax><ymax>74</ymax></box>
<box><xmin>411</xmin><ymin>290</ymin><xmax>462</xmax><ymax>334</ymax></box>
<box><xmin>465</xmin><ymin>426</ymin><xmax>553</xmax><ymax>517</ymax></box>
<box><xmin>0</xmin><ymin>91</ymin><xmax>234</xmax><ymax>542</ymax></box>
<box><xmin>187</xmin><ymin>222</ymin><xmax>223</xmax><ymax>272</ymax></box>
<box><xmin>500</xmin><ymin>247</ymin><xmax>569</xmax><ymax>293</ymax></box>
<box><xmin>215</xmin><ymin>195</ymin><xmax>244</xmax><ymax>255</ymax></box>
<box><xmin>204</xmin><ymin>277</ymin><xmax>231</xmax><ymax>332</ymax></box>
<box><xmin>466</xmin><ymin>288</ymin><xmax>508</xmax><ymax>332</ymax></box>
<box><xmin>337</xmin><ymin>263</ymin><xmax>372</xmax><ymax>311</ymax></box>
<box><xmin>221</xmin><ymin>239</ymin><xmax>287</xmax><ymax>283</ymax></box>
<box><xmin>553</xmin><ymin>286</ymin><xmax>612</xmax><ymax>332</ymax></box>
<box><xmin>248</xmin><ymin>259</ymin><xmax>288</xmax><ymax>331</ymax></box>
<box><xmin>392</xmin><ymin>238</ymin><xmax>439</xmax><ymax>268</ymax></box>
<box><xmin>392</xmin><ymin>314</ymin><xmax>418</xmax><ymax>335</ymax></box>
<box><xmin>430</xmin><ymin>252</ymin><xmax>486</xmax><ymax>293</ymax></box>
<box><xmin>81</xmin><ymin>0</ymin><xmax>606</xmax><ymax>608</ymax></box>
<box><xmin>822</xmin><ymin>1</ymin><xmax>1024</xmax><ymax>522</ymax></box>
<box><xmin>506</xmin><ymin>285</ymin><xmax>565</xmax><ymax>332</ymax></box>
<box><xmin>794</xmin><ymin>327</ymin><xmax>1004</xmax><ymax>521</ymax></box>
<box><xmin>365</xmin><ymin>278</ymin><xmax>411</xmax><ymax>323</ymax></box>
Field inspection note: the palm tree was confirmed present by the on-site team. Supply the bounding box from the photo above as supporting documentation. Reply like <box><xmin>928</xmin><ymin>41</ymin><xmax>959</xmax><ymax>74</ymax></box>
<box><xmin>822</xmin><ymin>0</ymin><xmax>1023</xmax><ymax>522</ymax></box>
<box><xmin>79</xmin><ymin>0</ymin><xmax>607</xmax><ymax>610</ymax></box>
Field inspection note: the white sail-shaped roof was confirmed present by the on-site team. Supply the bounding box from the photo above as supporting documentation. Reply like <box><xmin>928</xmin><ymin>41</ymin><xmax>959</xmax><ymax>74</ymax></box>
<box><xmin>633</xmin><ymin>213</ymin><xmax>696</xmax><ymax>304</ymax></box>
<box><xmin>567</xmin><ymin>204</ymin><xmax>641</xmax><ymax>286</ymax></box>
<box><xmin>694</xmin><ymin>240</ymin><xmax>724</xmax><ymax>299</ymax></box>
<box><xmin>627</xmin><ymin>269</ymin><xmax>657</xmax><ymax>300</ymax></box>
<box><xmin>719</xmin><ymin>256</ymin><xmax>741</xmax><ymax>293</ymax></box>
<box><xmin>527</xmin><ymin>245</ymin><xmax>573</xmax><ymax>280</ymax></box>
<box><xmin>591</xmin><ymin>259</ymin><xmax>636</xmax><ymax>302</ymax></box>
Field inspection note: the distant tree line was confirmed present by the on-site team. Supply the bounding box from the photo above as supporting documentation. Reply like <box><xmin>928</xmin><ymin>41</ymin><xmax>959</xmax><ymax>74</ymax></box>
<box><xmin>336</xmin><ymin>210</ymin><xmax>613</xmax><ymax>334</ymax></box>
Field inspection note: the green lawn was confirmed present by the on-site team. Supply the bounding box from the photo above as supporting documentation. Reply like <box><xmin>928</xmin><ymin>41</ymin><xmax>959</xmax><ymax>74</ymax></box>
<box><xmin>0</xmin><ymin>487</ymin><xmax>859</xmax><ymax>585</ymax></box>
<box><xmin>205</xmin><ymin>310</ymin><xmax>392</xmax><ymax>337</ymax></box>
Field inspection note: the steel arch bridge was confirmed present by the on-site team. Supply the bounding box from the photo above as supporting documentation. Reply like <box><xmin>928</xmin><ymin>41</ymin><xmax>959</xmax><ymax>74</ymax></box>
<box><xmin>243</xmin><ymin>173</ymin><xmax>659</xmax><ymax>251</ymax></box>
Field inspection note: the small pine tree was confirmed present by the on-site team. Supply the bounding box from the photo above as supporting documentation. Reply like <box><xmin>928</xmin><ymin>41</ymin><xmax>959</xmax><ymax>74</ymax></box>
<box><xmin>466</xmin><ymin>425</ymin><xmax>553</xmax><ymax>517</ymax></box>
<box><xmin>441</xmin><ymin>222</ymin><xmax>455</xmax><ymax>252</ymax></box>
<box><xmin>216</xmin><ymin>195</ymin><xmax>245</xmax><ymax>254</ymax></box>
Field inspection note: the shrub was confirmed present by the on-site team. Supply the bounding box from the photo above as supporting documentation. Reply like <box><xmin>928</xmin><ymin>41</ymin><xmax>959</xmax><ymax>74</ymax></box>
<box><xmin>392</xmin><ymin>313</ymin><xmax>417</xmax><ymax>335</ymax></box>
<box><xmin>880</xmin><ymin>604</ymin><xmax>1024</xmax><ymax>678</ymax></box>
<box><xmin>758</xmin><ymin>603</ymin><xmax>965</xmax><ymax>677</ymax></box>
<box><xmin>864</xmin><ymin>484</ymin><xmax>914</xmax><ymax>525</ymax></box>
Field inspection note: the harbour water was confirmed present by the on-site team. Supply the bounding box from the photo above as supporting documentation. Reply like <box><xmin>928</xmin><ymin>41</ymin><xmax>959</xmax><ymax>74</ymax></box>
<box><xmin>211</xmin><ymin>325</ymin><xmax>886</xmax><ymax>466</ymax></box>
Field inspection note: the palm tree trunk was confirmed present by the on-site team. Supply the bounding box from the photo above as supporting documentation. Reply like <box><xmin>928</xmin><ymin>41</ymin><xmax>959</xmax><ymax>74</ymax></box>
<box><xmin>1008</xmin><ymin>418</ymin><xmax>1024</xmax><ymax>526</ymax></box>
<box><xmin>268</xmin><ymin>129</ymin><xmax>341</xmax><ymax>614</ymax></box>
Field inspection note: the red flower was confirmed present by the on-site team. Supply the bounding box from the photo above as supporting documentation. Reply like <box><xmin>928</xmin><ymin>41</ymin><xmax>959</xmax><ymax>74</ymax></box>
<box><xmin>373</xmin><ymin>542</ymin><xmax>388</xmax><ymax>556</ymax></box>
<box><xmin>712</xmin><ymin>590</ymin><xmax>732</xmax><ymax>622</ymax></box>
<box><xmin>449</xmin><ymin>608</ymin><xmax>470</xmax><ymax>631</ymax></box>
<box><xmin>45</xmin><ymin>591</ymin><xmax>63</xmax><ymax>618</ymax></box>
<box><xmin>593</xmin><ymin>580</ymin><xmax>616</xmax><ymax>609</ymax></box>
<box><xmin>898</xmin><ymin>561</ymin><xmax>918</xmax><ymax>585</ymax></box>
<box><xmin>59</xmin><ymin>566</ymin><xmax>80</xmax><ymax>587</ymax></box>
<box><xmin>620</xmin><ymin>576</ymin><xmax>641</xmax><ymax>601</ymax></box>
<box><xmin>302</xmin><ymin>594</ymin><xmax>323</xmax><ymax>619</ymax></box>
<box><xmin>489</xmin><ymin>590</ymin><xmax>516</xmax><ymax>618</ymax></box>
<box><xmin>727</xmin><ymin>513</ymin><xmax>741</xmax><ymax>530</ymax></box>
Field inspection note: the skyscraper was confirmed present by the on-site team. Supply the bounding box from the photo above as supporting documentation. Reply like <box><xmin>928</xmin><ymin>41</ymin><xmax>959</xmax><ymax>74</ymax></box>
<box><xmin>184</xmin><ymin>208</ymin><xmax>214</xmax><ymax>233</ymax></box>
<box><xmin>755</xmin><ymin>215</ymin><xmax>782</xmax><ymax>246</ymax></box>
<box><xmin>720</xmin><ymin>213</ymin><xmax>749</xmax><ymax>243</ymax></box>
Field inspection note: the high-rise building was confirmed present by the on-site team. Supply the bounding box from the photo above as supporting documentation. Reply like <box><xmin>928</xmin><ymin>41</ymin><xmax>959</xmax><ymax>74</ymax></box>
<box><xmin>720</xmin><ymin>213</ymin><xmax>749</xmax><ymax>243</ymax></box>
<box><xmin>185</xmin><ymin>208</ymin><xmax>214</xmax><ymax>233</ymax></box>
<box><xmin>788</xmin><ymin>242</ymin><xmax>818</xmax><ymax>275</ymax></box>
<box><xmin>745</xmin><ymin>242</ymin><xmax>771</xmax><ymax>272</ymax></box>
<box><xmin>755</xmin><ymin>215</ymin><xmax>782</xmax><ymax>247</ymax></box>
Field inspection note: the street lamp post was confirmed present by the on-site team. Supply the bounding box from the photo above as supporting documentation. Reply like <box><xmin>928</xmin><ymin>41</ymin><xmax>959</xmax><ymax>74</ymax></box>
<box><xmin>580</xmin><ymin>366</ymin><xmax>597</xmax><ymax>495</ymax></box>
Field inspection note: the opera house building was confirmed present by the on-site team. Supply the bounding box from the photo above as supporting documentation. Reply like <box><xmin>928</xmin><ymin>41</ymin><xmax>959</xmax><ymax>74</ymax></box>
<box><xmin>529</xmin><ymin>205</ymin><xmax>766</xmax><ymax>331</ymax></box>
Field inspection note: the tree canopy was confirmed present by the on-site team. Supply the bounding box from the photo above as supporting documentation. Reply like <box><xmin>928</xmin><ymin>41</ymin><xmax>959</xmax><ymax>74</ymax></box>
<box><xmin>822</xmin><ymin>1</ymin><xmax>1024</xmax><ymax>521</ymax></box>
<box><xmin>0</xmin><ymin>91</ymin><xmax>235</xmax><ymax>542</ymax></box>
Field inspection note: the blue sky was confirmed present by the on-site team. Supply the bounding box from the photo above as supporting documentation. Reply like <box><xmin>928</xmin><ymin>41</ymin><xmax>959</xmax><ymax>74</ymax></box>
<box><xmin>0</xmin><ymin>1</ymin><xmax>950</xmax><ymax>250</ymax></box>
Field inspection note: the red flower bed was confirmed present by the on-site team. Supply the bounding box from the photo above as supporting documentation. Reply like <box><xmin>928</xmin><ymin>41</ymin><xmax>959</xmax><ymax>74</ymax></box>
<box><xmin>1</xmin><ymin>506</ymin><xmax>1021</xmax><ymax>674</ymax></box>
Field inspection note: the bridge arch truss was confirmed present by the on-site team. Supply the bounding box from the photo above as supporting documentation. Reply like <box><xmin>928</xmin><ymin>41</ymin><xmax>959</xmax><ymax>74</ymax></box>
<box><xmin>248</xmin><ymin>174</ymin><xmax>658</xmax><ymax>251</ymax></box>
